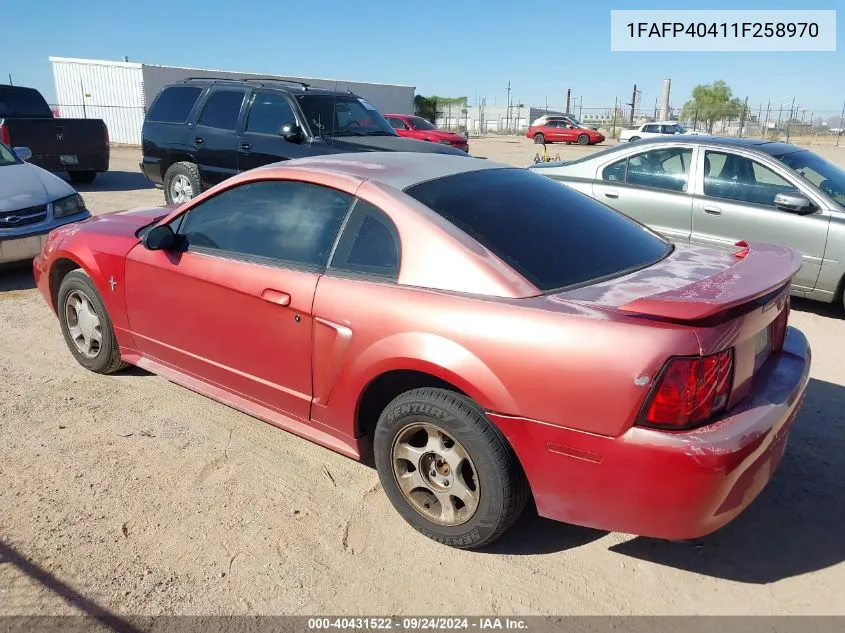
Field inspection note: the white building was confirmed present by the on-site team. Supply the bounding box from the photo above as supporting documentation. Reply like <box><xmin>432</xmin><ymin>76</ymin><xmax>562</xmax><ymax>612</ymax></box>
<box><xmin>49</xmin><ymin>56</ymin><xmax>417</xmax><ymax>145</ymax></box>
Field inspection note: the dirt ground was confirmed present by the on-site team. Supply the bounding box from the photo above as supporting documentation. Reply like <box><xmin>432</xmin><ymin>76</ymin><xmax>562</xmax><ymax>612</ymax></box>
<box><xmin>1</xmin><ymin>138</ymin><xmax>844</xmax><ymax>618</ymax></box>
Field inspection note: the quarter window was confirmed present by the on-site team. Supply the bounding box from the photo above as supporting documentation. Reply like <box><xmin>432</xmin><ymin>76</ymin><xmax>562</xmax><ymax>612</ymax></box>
<box><xmin>146</xmin><ymin>86</ymin><xmax>203</xmax><ymax>123</ymax></box>
<box><xmin>703</xmin><ymin>151</ymin><xmax>800</xmax><ymax>207</ymax></box>
<box><xmin>601</xmin><ymin>147</ymin><xmax>693</xmax><ymax>192</ymax></box>
<box><xmin>197</xmin><ymin>90</ymin><xmax>246</xmax><ymax>130</ymax></box>
<box><xmin>329</xmin><ymin>200</ymin><xmax>400</xmax><ymax>279</ymax></box>
<box><xmin>179</xmin><ymin>180</ymin><xmax>353</xmax><ymax>267</ymax></box>
<box><xmin>246</xmin><ymin>92</ymin><xmax>297</xmax><ymax>135</ymax></box>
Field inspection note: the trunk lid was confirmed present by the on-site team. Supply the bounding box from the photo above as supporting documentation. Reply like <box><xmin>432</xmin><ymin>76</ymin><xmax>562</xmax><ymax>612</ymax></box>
<box><xmin>0</xmin><ymin>118</ymin><xmax>107</xmax><ymax>165</ymax></box>
<box><xmin>555</xmin><ymin>241</ymin><xmax>800</xmax><ymax>410</ymax></box>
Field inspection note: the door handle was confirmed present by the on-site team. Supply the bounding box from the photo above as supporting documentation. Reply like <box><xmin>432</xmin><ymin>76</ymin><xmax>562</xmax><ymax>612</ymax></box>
<box><xmin>603</xmin><ymin>189</ymin><xmax>619</xmax><ymax>199</ymax></box>
<box><xmin>194</xmin><ymin>136</ymin><xmax>204</xmax><ymax>145</ymax></box>
<box><xmin>239</xmin><ymin>143</ymin><xmax>252</xmax><ymax>151</ymax></box>
<box><xmin>703</xmin><ymin>206</ymin><xmax>722</xmax><ymax>215</ymax></box>
<box><xmin>261</xmin><ymin>289</ymin><xmax>291</xmax><ymax>306</ymax></box>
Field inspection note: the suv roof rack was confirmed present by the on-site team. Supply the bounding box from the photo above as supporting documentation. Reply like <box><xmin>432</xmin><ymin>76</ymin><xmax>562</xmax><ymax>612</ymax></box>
<box><xmin>178</xmin><ymin>77</ymin><xmax>310</xmax><ymax>90</ymax></box>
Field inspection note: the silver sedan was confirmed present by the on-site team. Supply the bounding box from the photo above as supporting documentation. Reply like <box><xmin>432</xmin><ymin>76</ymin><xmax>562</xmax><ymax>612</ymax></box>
<box><xmin>529</xmin><ymin>136</ymin><xmax>845</xmax><ymax>311</ymax></box>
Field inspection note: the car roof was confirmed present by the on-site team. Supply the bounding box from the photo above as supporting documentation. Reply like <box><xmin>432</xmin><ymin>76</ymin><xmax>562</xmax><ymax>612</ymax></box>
<box><xmin>630</xmin><ymin>135</ymin><xmax>804</xmax><ymax>155</ymax></box>
<box><xmin>263</xmin><ymin>151</ymin><xmax>512</xmax><ymax>191</ymax></box>
<box><xmin>172</xmin><ymin>77</ymin><xmax>358</xmax><ymax>97</ymax></box>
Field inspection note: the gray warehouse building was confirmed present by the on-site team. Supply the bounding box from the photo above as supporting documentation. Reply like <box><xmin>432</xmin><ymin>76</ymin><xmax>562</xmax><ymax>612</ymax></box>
<box><xmin>49</xmin><ymin>56</ymin><xmax>416</xmax><ymax>144</ymax></box>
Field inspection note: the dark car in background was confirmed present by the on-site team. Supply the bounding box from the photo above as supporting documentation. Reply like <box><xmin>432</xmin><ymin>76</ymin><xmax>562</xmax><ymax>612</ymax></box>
<box><xmin>140</xmin><ymin>78</ymin><xmax>468</xmax><ymax>203</ymax></box>
<box><xmin>0</xmin><ymin>84</ymin><xmax>110</xmax><ymax>184</ymax></box>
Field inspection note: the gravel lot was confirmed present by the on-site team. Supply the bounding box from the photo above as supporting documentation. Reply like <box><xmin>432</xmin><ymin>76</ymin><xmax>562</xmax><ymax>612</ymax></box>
<box><xmin>1</xmin><ymin>138</ymin><xmax>844</xmax><ymax>617</ymax></box>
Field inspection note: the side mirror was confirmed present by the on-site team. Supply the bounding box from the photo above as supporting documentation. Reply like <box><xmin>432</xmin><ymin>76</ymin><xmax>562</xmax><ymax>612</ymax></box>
<box><xmin>280</xmin><ymin>122</ymin><xmax>304</xmax><ymax>143</ymax></box>
<box><xmin>142</xmin><ymin>224</ymin><xmax>177</xmax><ymax>250</ymax></box>
<box><xmin>774</xmin><ymin>192</ymin><xmax>814</xmax><ymax>214</ymax></box>
<box><xmin>13</xmin><ymin>147</ymin><xmax>32</xmax><ymax>162</ymax></box>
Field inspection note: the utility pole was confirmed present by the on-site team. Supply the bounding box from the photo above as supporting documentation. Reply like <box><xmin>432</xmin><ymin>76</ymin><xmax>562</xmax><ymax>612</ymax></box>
<box><xmin>786</xmin><ymin>96</ymin><xmax>796</xmax><ymax>143</ymax></box>
<box><xmin>7</xmin><ymin>74</ymin><xmax>11</xmax><ymax>86</ymax></box>
<box><xmin>762</xmin><ymin>100</ymin><xmax>771</xmax><ymax>138</ymax></box>
<box><xmin>565</xmin><ymin>89</ymin><xmax>571</xmax><ymax>114</ymax></box>
<box><xmin>627</xmin><ymin>84</ymin><xmax>638</xmax><ymax>127</ymax></box>
<box><xmin>837</xmin><ymin>100</ymin><xmax>845</xmax><ymax>147</ymax></box>
<box><xmin>578</xmin><ymin>96</ymin><xmax>583</xmax><ymax>120</ymax></box>
<box><xmin>506</xmin><ymin>80</ymin><xmax>511</xmax><ymax>132</ymax></box>
<box><xmin>611</xmin><ymin>96</ymin><xmax>618</xmax><ymax>138</ymax></box>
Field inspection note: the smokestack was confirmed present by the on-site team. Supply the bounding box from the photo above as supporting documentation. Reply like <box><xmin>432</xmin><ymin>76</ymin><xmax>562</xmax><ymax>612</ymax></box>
<box><xmin>659</xmin><ymin>78</ymin><xmax>671</xmax><ymax>121</ymax></box>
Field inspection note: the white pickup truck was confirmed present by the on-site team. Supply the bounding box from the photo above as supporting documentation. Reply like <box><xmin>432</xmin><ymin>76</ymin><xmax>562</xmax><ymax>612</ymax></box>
<box><xmin>618</xmin><ymin>121</ymin><xmax>706</xmax><ymax>143</ymax></box>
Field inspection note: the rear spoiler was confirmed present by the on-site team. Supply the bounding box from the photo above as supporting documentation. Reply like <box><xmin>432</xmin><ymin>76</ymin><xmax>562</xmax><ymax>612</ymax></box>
<box><xmin>618</xmin><ymin>241</ymin><xmax>802</xmax><ymax>321</ymax></box>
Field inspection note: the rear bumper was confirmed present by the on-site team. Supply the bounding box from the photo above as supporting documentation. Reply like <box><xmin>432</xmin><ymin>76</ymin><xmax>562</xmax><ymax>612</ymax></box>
<box><xmin>30</xmin><ymin>149</ymin><xmax>109</xmax><ymax>173</ymax></box>
<box><xmin>491</xmin><ymin>326</ymin><xmax>811</xmax><ymax>540</ymax></box>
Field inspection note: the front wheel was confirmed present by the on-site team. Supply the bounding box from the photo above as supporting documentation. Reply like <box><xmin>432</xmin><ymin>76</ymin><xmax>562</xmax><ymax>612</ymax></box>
<box><xmin>373</xmin><ymin>388</ymin><xmax>529</xmax><ymax>549</ymax></box>
<box><xmin>629</xmin><ymin>136</ymin><xmax>641</xmax><ymax>142</ymax></box>
<box><xmin>57</xmin><ymin>270</ymin><xmax>128</xmax><ymax>374</ymax></box>
<box><xmin>577</xmin><ymin>134</ymin><xmax>590</xmax><ymax>145</ymax></box>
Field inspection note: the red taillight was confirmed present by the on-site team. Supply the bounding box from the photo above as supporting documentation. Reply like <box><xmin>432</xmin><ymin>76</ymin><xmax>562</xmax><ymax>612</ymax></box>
<box><xmin>0</xmin><ymin>124</ymin><xmax>9</xmax><ymax>146</ymax></box>
<box><xmin>734</xmin><ymin>240</ymin><xmax>750</xmax><ymax>259</ymax></box>
<box><xmin>640</xmin><ymin>349</ymin><xmax>734</xmax><ymax>429</ymax></box>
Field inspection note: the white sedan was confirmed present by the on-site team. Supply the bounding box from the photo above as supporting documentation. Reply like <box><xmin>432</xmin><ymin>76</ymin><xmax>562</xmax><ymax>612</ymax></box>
<box><xmin>618</xmin><ymin>122</ymin><xmax>707</xmax><ymax>143</ymax></box>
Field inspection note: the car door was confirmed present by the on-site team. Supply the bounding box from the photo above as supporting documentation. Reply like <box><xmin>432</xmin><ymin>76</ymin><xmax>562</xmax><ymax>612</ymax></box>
<box><xmin>238</xmin><ymin>91</ymin><xmax>311</xmax><ymax>172</ymax></box>
<box><xmin>191</xmin><ymin>88</ymin><xmax>247</xmax><ymax>188</ymax></box>
<box><xmin>123</xmin><ymin>178</ymin><xmax>355</xmax><ymax>421</ymax></box>
<box><xmin>592</xmin><ymin>144</ymin><xmax>696</xmax><ymax>242</ymax></box>
<box><xmin>690</xmin><ymin>148</ymin><xmax>830</xmax><ymax>291</ymax></box>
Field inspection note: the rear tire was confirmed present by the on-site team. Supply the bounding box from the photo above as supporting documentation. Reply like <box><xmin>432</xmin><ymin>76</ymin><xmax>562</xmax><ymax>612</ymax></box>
<box><xmin>57</xmin><ymin>270</ymin><xmax>128</xmax><ymax>375</ymax></box>
<box><xmin>533</xmin><ymin>133</ymin><xmax>545</xmax><ymax>145</ymax></box>
<box><xmin>68</xmin><ymin>171</ymin><xmax>96</xmax><ymax>184</ymax></box>
<box><xmin>373</xmin><ymin>388</ymin><xmax>529</xmax><ymax>549</ymax></box>
<box><xmin>164</xmin><ymin>161</ymin><xmax>202</xmax><ymax>204</ymax></box>
<box><xmin>577</xmin><ymin>134</ymin><xmax>590</xmax><ymax>145</ymax></box>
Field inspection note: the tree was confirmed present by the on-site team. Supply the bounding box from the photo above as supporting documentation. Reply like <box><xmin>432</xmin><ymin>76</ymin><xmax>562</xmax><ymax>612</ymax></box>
<box><xmin>680</xmin><ymin>80</ymin><xmax>748</xmax><ymax>132</ymax></box>
<box><xmin>414</xmin><ymin>95</ymin><xmax>468</xmax><ymax>124</ymax></box>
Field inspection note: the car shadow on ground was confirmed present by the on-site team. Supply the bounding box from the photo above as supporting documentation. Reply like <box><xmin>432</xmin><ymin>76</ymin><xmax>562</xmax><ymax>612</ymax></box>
<box><xmin>65</xmin><ymin>170</ymin><xmax>155</xmax><ymax>193</ymax></box>
<box><xmin>0</xmin><ymin>262</ymin><xmax>36</xmax><ymax>292</ymax></box>
<box><xmin>791</xmin><ymin>296</ymin><xmax>842</xmax><ymax>319</ymax></box>
<box><xmin>609</xmin><ymin>377</ymin><xmax>845</xmax><ymax>584</ymax></box>
<box><xmin>0</xmin><ymin>540</ymin><xmax>142</xmax><ymax>632</ymax></box>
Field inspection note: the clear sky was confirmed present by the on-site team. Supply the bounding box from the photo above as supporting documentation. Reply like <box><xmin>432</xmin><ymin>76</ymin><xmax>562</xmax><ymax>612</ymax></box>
<box><xmin>3</xmin><ymin>0</ymin><xmax>843</xmax><ymax>117</ymax></box>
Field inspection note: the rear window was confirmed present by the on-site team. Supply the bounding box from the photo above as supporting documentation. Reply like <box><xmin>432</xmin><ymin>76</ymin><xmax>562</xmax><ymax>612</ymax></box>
<box><xmin>146</xmin><ymin>86</ymin><xmax>203</xmax><ymax>123</ymax></box>
<box><xmin>0</xmin><ymin>87</ymin><xmax>53</xmax><ymax>118</ymax></box>
<box><xmin>404</xmin><ymin>168</ymin><xmax>671</xmax><ymax>292</ymax></box>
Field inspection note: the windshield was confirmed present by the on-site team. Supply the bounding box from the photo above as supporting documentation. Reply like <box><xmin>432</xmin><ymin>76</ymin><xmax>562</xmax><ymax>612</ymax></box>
<box><xmin>0</xmin><ymin>143</ymin><xmax>18</xmax><ymax>166</ymax></box>
<box><xmin>404</xmin><ymin>168</ymin><xmax>671</xmax><ymax>292</ymax></box>
<box><xmin>295</xmin><ymin>94</ymin><xmax>396</xmax><ymax>137</ymax></box>
<box><xmin>674</xmin><ymin>125</ymin><xmax>687</xmax><ymax>133</ymax></box>
<box><xmin>409</xmin><ymin>116</ymin><xmax>437</xmax><ymax>131</ymax></box>
<box><xmin>776</xmin><ymin>150</ymin><xmax>845</xmax><ymax>209</ymax></box>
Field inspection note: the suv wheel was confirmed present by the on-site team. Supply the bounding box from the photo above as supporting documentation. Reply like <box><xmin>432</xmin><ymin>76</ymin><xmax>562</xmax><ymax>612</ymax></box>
<box><xmin>164</xmin><ymin>162</ymin><xmax>202</xmax><ymax>204</ymax></box>
<box><xmin>373</xmin><ymin>388</ymin><xmax>529</xmax><ymax>549</ymax></box>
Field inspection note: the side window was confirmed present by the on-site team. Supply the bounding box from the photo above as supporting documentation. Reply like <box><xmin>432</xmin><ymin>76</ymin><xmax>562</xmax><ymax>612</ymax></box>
<box><xmin>643</xmin><ymin>125</ymin><xmax>658</xmax><ymax>133</ymax></box>
<box><xmin>602</xmin><ymin>148</ymin><xmax>693</xmax><ymax>192</ymax></box>
<box><xmin>146</xmin><ymin>86</ymin><xmax>203</xmax><ymax>123</ymax></box>
<box><xmin>387</xmin><ymin>117</ymin><xmax>407</xmax><ymax>130</ymax></box>
<box><xmin>246</xmin><ymin>92</ymin><xmax>296</xmax><ymax>135</ymax></box>
<box><xmin>179</xmin><ymin>180</ymin><xmax>353</xmax><ymax>267</ymax></box>
<box><xmin>703</xmin><ymin>151</ymin><xmax>800</xmax><ymax>207</ymax></box>
<box><xmin>197</xmin><ymin>90</ymin><xmax>246</xmax><ymax>130</ymax></box>
<box><xmin>329</xmin><ymin>200</ymin><xmax>400</xmax><ymax>279</ymax></box>
<box><xmin>601</xmin><ymin>157</ymin><xmax>628</xmax><ymax>182</ymax></box>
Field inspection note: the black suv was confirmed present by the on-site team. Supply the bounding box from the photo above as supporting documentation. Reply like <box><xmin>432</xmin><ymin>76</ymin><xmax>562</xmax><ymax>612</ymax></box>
<box><xmin>140</xmin><ymin>78</ymin><xmax>468</xmax><ymax>203</ymax></box>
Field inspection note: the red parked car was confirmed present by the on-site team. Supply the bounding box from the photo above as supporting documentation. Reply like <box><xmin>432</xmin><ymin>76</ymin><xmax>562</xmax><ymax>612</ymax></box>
<box><xmin>384</xmin><ymin>114</ymin><xmax>469</xmax><ymax>152</ymax></box>
<box><xmin>526</xmin><ymin>118</ymin><xmax>605</xmax><ymax>145</ymax></box>
<box><xmin>34</xmin><ymin>152</ymin><xmax>810</xmax><ymax>549</ymax></box>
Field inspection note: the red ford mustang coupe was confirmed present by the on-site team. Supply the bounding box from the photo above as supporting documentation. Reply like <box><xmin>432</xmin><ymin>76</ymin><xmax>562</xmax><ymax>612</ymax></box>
<box><xmin>34</xmin><ymin>152</ymin><xmax>810</xmax><ymax>549</ymax></box>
